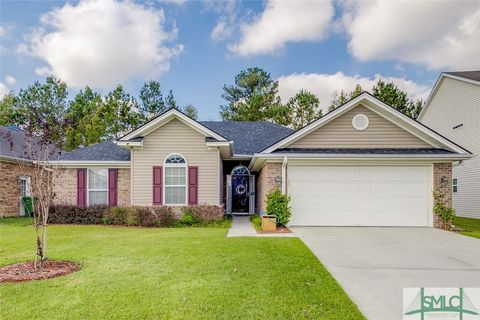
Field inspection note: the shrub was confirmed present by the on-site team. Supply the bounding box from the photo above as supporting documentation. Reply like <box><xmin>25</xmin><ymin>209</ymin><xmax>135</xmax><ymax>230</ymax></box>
<box><xmin>189</xmin><ymin>204</ymin><xmax>225</xmax><ymax>221</ymax></box>
<box><xmin>433</xmin><ymin>191</ymin><xmax>456</xmax><ymax>230</ymax></box>
<box><xmin>137</xmin><ymin>207</ymin><xmax>158</xmax><ymax>227</ymax></box>
<box><xmin>153</xmin><ymin>206</ymin><xmax>176</xmax><ymax>227</ymax></box>
<box><xmin>106</xmin><ymin>207</ymin><xmax>128</xmax><ymax>225</ymax></box>
<box><xmin>126</xmin><ymin>207</ymin><xmax>140</xmax><ymax>226</ymax></box>
<box><xmin>49</xmin><ymin>205</ymin><xmax>106</xmax><ymax>224</ymax></box>
<box><xmin>178</xmin><ymin>207</ymin><xmax>199</xmax><ymax>226</ymax></box>
<box><xmin>266</xmin><ymin>189</ymin><xmax>292</xmax><ymax>227</ymax></box>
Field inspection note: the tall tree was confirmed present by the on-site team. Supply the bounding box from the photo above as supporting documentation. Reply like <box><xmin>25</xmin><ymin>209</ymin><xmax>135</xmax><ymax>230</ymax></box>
<box><xmin>0</xmin><ymin>93</ymin><xmax>17</xmax><ymax>126</ymax></box>
<box><xmin>372</xmin><ymin>79</ymin><xmax>423</xmax><ymax>118</ymax></box>
<box><xmin>64</xmin><ymin>87</ymin><xmax>105</xmax><ymax>151</ymax></box>
<box><xmin>139</xmin><ymin>80</ymin><xmax>166</xmax><ymax>118</ymax></box>
<box><xmin>14</xmin><ymin>76</ymin><xmax>68</xmax><ymax>146</ymax></box>
<box><xmin>183</xmin><ymin>104</ymin><xmax>198</xmax><ymax>120</ymax></box>
<box><xmin>328</xmin><ymin>84</ymin><xmax>363</xmax><ymax>111</ymax></box>
<box><xmin>165</xmin><ymin>90</ymin><xmax>177</xmax><ymax>109</ymax></box>
<box><xmin>101</xmin><ymin>85</ymin><xmax>142</xmax><ymax>139</ymax></box>
<box><xmin>219</xmin><ymin>67</ymin><xmax>287</xmax><ymax>124</ymax></box>
<box><xmin>287</xmin><ymin>90</ymin><xmax>322</xmax><ymax>129</ymax></box>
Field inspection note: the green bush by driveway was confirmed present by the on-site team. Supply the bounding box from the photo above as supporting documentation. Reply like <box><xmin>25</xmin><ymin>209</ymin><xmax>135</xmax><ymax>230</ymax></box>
<box><xmin>0</xmin><ymin>218</ymin><xmax>363</xmax><ymax>320</ymax></box>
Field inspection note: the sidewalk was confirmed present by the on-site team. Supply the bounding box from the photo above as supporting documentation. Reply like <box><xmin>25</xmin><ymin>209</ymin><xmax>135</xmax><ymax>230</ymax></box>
<box><xmin>226</xmin><ymin>216</ymin><xmax>297</xmax><ymax>238</ymax></box>
<box><xmin>226</xmin><ymin>216</ymin><xmax>257</xmax><ymax>237</ymax></box>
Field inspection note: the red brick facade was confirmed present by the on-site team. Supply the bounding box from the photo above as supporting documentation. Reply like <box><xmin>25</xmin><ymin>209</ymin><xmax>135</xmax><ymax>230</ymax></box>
<box><xmin>256</xmin><ymin>162</ymin><xmax>282</xmax><ymax>213</ymax></box>
<box><xmin>0</xmin><ymin>161</ymin><xmax>35</xmax><ymax>217</ymax></box>
<box><xmin>433</xmin><ymin>162</ymin><xmax>453</xmax><ymax>228</ymax></box>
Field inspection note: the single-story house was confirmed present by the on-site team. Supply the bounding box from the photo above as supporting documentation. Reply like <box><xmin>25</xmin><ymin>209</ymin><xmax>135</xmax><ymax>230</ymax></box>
<box><xmin>418</xmin><ymin>70</ymin><xmax>480</xmax><ymax>219</ymax></box>
<box><xmin>0</xmin><ymin>126</ymin><xmax>35</xmax><ymax>217</ymax></box>
<box><xmin>53</xmin><ymin>92</ymin><xmax>472</xmax><ymax>227</ymax></box>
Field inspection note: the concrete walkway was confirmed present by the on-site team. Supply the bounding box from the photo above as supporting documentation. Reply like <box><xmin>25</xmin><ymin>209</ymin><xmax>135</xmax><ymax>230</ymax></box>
<box><xmin>226</xmin><ymin>216</ymin><xmax>296</xmax><ymax>237</ymax></box>
<box><xmin>226</xmin><ymin>216</ymin><xmax>257</xmax><ymax>237</ymax></box>
<box><xmin>293</xmin><ymin>227</ymin><xmax>480</xmax><ymax>320</ymax></box>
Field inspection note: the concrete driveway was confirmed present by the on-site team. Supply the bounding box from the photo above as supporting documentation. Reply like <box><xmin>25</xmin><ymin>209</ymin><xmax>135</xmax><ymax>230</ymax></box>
<box><xmin>292</xmin><ymin>227</ymin><xmax>480</xmax><ymax>320</ymax></box>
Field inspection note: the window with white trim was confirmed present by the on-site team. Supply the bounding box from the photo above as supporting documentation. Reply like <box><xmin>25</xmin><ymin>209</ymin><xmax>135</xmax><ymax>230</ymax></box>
<box><xmin>19</xmin><ymin>176</ymin><xmax>31</xmax><ymax>197</ymax></box>
<box><xmin>88</xmin><ymin>169</ymin><xmax>108</xmax><ymax>205</ymax></box>
<box><xmin>164</xmin><ymin>154</ymin><xmax>187</xmax><ymax>205</ymax></box>
<box><xmin>453</xmin><ymin>178</ymin><xmax>458</xmax><ymax>193</ymax></box>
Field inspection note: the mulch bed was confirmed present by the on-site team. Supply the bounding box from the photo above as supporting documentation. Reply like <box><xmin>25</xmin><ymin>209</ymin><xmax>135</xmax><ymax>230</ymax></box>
<box><xmin>0</xmin><ymin>261</ymin><xmax>80</xmax><ymax>283</ymax></box>
<box><xmin>257</xmin><ymin>227</ymin><xmax>292</xmax><ymax>234</ymax></box>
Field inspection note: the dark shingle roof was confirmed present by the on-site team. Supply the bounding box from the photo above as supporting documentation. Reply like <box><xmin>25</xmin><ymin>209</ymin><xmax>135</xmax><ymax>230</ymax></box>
<box><xmin>273</xmin><ymin>148</ymin><xmax>455</xmax><ymax>155</ymax></box>
<box><xmin>59</xmin><ymin>121</ymin><xmax>293</xmax><ymax>161</ymax></box>
<box><xmin>0</xmin><ymin>125</ymin><xmax>44</xmax><ymax>160</ymax></box>
<box><xmin>445</xmin><ymin>71</ymin><xmax>480</xmax><ymax>82</ymax></box>
<box><xmin>59</xmin><ymin>140</ymin><xmax>130</xmax><ymax>161</ymax></box>
<box><xmin>199</xmin><ymin>121</ymin><xmax>293</xmax><ymax>155</ymax></box>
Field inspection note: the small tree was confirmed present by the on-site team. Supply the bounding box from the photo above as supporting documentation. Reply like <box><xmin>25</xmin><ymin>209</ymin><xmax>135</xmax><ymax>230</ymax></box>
<box><xmin>0</xmin><ymin>76</ymin><xmax>66</xmax><ymax>269</ymax></box>
<box><xmin>433</xmin><ymin>191</ymin><xmax>456</xmax><ymax>230</ymax></box>
<box><xmin>265</xmin><ymin>189</ymin><xmax>292</xmax><ymax>227</ymax></box>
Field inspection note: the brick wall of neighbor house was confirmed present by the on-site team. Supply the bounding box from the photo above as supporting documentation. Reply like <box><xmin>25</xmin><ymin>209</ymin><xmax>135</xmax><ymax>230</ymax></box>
<box><xmin>0</xmin><ymin>161</ymin><xmax>35</xmax><ymax>217</ymax></box>
<box><xmin>433</xmin><ymin>163</ymin><xmax>453</xmax><ymax>228</ymax></box>
<box><xmin>256</xmin><ymin>162</ymin><xmax>282</xmax><ymax>213</ymax></box>
<box><xmin>53</xmin><ymin>168</ymin><xmax>131</xmax><ymax>206</ymax></box>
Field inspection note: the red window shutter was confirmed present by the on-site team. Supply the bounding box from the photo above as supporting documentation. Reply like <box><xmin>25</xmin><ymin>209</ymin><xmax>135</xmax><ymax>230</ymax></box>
<box><xmin>108</xmin><ymin>169</ymin><xmax>118</xmax><ymax>207</ymax></box>
<box><xmin>153</xmin><ymin>166</ymin><xmax>162</xmax><ymax>205</ymax></box>
<box><xmin>188</xmin><ymin>166</ymin><xmax>198</xmax><ymax>205</ymax></box>
<box><xmin>77</xmin><ymin>168</ymin><xmax>87</xmax><ymax>207</ymax></box>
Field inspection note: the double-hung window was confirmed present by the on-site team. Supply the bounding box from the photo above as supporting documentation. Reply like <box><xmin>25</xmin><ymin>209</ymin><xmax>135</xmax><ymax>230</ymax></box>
<box><xmin>453</xmin><ymin>178</ymin><xmax>458</xmax><ymax>193</ymax></box>
<box><xmin>164</xmin><ymin>154</ymin><xmax>187</xmax><ymax>205</ymax></box>
<box><xmin>19</xmin><ymin>176</ymin><xmax>31</xmax><ymax>197</ymax></box>
<box><xmin>88</xmin><ymin>169</ymin><xmax>108</xmax><ymax>205</ymax></box>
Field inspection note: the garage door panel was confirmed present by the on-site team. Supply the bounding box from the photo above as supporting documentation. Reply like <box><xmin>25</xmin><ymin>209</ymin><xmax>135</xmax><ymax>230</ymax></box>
<box><xmin>288</xmin><ymin>165</ymin><xmax>430</xmax><ymax>227</ymax></box>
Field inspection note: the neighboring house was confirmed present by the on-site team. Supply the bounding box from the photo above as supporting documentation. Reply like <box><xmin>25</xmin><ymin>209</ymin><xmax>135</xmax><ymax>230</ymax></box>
<box><xmin>0</xmin><ymin>126</ymin><xmax>35</xmax><ymax>217</ymax></box>
<box><xmin>418</xmin><ymin>71</ymin><xmax>480</xmax><ymax>219</ymax></box>
<box><xmin>53</xmin><ymin>93</ymin><xmax>471</xmax><ymax>227</ymax></box>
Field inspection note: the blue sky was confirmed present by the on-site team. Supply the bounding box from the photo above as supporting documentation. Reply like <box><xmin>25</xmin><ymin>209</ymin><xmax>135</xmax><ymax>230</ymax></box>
<box><xmin>1</xmin><ymin>0</ymin><xmax>478</xmax><ymax>120</ymax></box>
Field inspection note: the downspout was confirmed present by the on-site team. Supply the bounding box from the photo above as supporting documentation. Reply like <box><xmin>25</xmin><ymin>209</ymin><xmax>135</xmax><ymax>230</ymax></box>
<box><xmin>281</xmin><ymin>156</ymin><xmax>288</xmax><ymax>195</ymax></box>
<box><xmin>453</xmin><ymin>160</ymin><xmax>463</xmax><ymax>167</ymax></box>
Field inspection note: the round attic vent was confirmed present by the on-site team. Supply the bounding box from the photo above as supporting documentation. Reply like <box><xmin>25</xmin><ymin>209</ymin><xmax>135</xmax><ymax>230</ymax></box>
<box><xmin>352</xmin><ymin>114</ymin><xmax>369</xmax><ymax>131</ymax></box>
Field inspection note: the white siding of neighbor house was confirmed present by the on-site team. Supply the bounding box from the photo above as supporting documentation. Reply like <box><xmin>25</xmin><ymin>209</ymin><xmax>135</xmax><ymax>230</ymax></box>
<box><xmin>288</xmin><ymin>105</ymin><xmax>431</xmax><ymax>148</ymax></box>
<box><xmin>420</xmin><ymin>77</ymin><xmax>480</xmax><ymax>218</ymax></box>
<box><xmin>131</xmin><ymin>118</ymin><xmax>220</xmax><ymax>206</ymax></box>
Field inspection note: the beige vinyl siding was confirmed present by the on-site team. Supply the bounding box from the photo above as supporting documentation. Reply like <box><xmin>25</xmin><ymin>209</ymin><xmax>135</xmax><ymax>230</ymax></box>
<box><xmin>288</xmin><ymin>105</ymin><xmax>431</xmax><ymax>148</ymax></box>
<box><xmin>132</xmin><ymin>119</ymin><xmax>220</xmax><ymax>206</ymax></box>
<box><xmin>420</xmin><ymin>77</ymin><xmax>480</xmax><ymax>218</ymax></box>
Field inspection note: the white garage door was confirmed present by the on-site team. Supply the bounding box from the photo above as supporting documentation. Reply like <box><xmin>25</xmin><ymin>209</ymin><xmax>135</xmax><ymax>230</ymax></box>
<box><xmin>288</xmin><ymin>165</ymin><xmax>431</xmax><ymax>227</ymax></box>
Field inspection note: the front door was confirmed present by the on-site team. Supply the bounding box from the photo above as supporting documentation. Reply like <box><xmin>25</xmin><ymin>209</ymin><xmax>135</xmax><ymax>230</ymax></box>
<box><xmin>232</xmin><ymin>175</ymin><xmax>249</xmax><ymax>213</ymax></box>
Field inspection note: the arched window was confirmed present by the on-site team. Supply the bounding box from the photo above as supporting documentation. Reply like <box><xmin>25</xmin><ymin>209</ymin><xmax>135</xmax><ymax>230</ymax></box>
<box><xmin>164</xmin><ymin>154</ymin><xmax>187</xmax><ymax>205</ymax></box>
<box><xmin>231</xmin><ymin>165</ymin><xmax>250</xmax><ymax>176</ymax></box>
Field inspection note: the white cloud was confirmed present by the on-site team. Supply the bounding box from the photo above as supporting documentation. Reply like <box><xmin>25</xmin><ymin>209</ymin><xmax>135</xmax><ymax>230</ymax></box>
<box><xmin>0</xmin><ymin>26</ymin><xmax>7</xmax><ymax>37</ymax></box>
<box><xmin>206</xmin><ymin>0</ymin><xmax>238</xmax><ymax>43</ymax></box>
<box><xmin>158</xmin><ymin>0</ymin><xmax>187</xmax><ymax>5</ymax></box>
<box><xmin>229</xmin><ymin>0</ymin><xmax>334</xmax><ymax>56</ymax></box>
<box><xmin>341</xmin><ymin>0</ymin><xmax>480</xmax><ymax>70</ymax></box>
<box><xmin>0</xmin><ymin>82</ymin><xmax>9</xmax><ymax>98</ymax></box>
<box><xmin>4</xmin><ymin>75</ymin><xmax>16</xmax><ymax>86</ymax></box>
<box><xmin>19</xmin><ymin>0</ymin><xmax>183</xmax><ymax>89</ymax></box>
<box><xmin>277</xmin><ymin>72</ymin><xmax>430</xmax><ymax>112</ymax></box>
<box><xmin>0</xmin><ymin>76</ymin><xmax>16</xmax><ymax>98</ymax></box>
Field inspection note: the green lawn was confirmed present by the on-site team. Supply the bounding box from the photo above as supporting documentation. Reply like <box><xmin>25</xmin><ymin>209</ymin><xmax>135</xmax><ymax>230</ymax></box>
<box><xmin>454</xmin><ymin>216</ymin><xmax>480</xmax><ymax>239</ymax></box>
<box><xmin>0</xmin><ymin>218</ymin><xmax>363</xmax><ymax>320</ymax></box>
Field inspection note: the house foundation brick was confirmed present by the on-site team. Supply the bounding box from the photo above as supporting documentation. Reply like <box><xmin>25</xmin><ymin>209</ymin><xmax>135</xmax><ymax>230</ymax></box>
<box><xmin>0</xmin><ymin>161</ymin><xmax>35</xmax><ymax>217</ymax></box>
<box><xmin>256</xmin><ymin>162</ymin><xmax>282</xmax><ymax>213</ymax></box>
<box><xmin>433</xmin><ymin>163</ymin><xmax>452</xmax><ymax>229</ymax></box>
<box><xmin>53</xmin><ymin>168</ymin><xmax>131</xmax><ymax>206</ymax></box>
